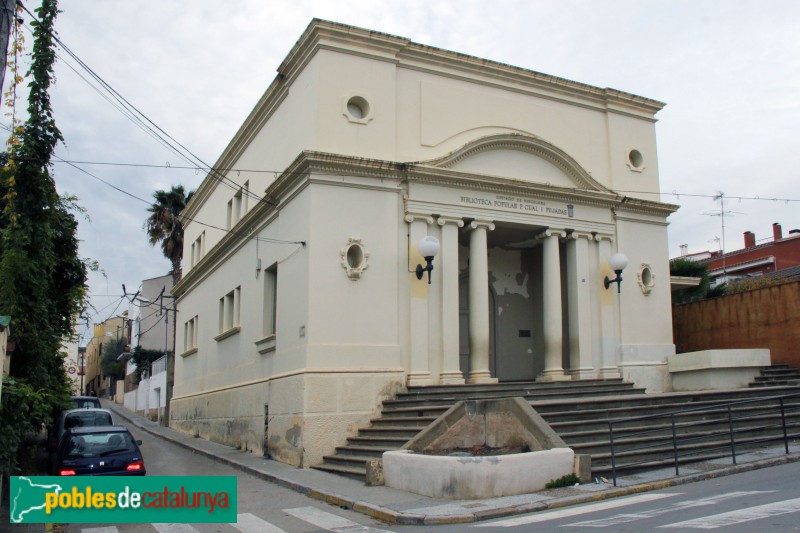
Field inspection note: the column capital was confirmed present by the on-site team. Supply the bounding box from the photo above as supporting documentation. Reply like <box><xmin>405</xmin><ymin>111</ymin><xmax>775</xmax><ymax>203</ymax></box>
<box><xmin>537</xmin><ymin>228</ymin><xmax>567</xmax><ymax>240</ymax></box>
<box><xmin>437</xmin><ymin>216</ymin><xmax>464</xmax><ymax>228</ymax></box>
<box><xmin>594</xmin><ymin>233</ymin><xmax>615</xmax><ymax>243</ymax></box>
<box><xmin>571</xmin><ymin>231</ymin><xmax>595</xmax><ymax>241</ymax></box>
<box><xmin>405</xmin><ymin>213</ymin><xmax>434</xmax><ymax>224</ymax></box>
<box><xmin>469</xmin><ymin>220</ymin><xmax>495</xmax><ymax>231</ymax></box>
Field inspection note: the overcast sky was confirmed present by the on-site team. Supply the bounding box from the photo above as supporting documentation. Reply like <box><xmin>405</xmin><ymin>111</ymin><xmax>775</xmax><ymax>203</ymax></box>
<box><xmin>4</xmin><ymin>1</ymin><xmax>799</xmax><ymax>345</ymax></box>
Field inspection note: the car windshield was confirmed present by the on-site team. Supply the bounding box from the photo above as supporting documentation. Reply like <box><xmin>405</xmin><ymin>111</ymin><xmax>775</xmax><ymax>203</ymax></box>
<box><xmin>65</xmin><ymin>432</ymin><xmax>136</xmax><ymax>458</ymax></box>
<box><xmin>72</xmin><ymin>398</ymin><xmax>100</xmax><ymax>409</ymax></box>
<box><xmin>64</xmin><ymin>411</ymin><xmax>112</xmax><ymax>429</ymax></box>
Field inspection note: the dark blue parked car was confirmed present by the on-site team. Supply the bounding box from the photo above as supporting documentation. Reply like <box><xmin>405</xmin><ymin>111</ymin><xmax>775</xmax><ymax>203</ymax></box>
<box><xmin>52</xmin><ymin>426</ymin><xmax>146</xmax><ymax>476</ymax></box>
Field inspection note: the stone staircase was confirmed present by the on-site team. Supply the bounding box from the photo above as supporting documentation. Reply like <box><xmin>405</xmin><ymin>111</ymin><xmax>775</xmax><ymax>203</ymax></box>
<box><xmin>312</xmin><ymin>379</ymin><xmax>644</xmax><ymax>480</ymax></box>
<box><xmin>312</xmin><ymin>378</ymin><xmax>800</xmax><ymax>482</ymax></box>
<box><xmin>749</xmin><ymin>363</ymin><xmax>800</xmax><ymax>387</ymax></box>
<box><xmin>535</xmin><ymin>386</ymin><xmax>800</xmax><ymax>476</ymax></box>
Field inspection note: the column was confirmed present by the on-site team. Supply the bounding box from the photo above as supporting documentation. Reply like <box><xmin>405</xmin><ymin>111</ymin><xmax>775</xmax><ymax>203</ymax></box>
<box><xmin>598</xmin><ymin>235</ymin><xmax>621</xmax><ymax>379</ymax></box>
<box><xmin>406</xmin><ymin>214</ymin><xmax>434</xmax><ymax>386</ymax></box>
<box><xmin>539</xmin><ymin>229</ymin><xmax>570</xmax><ymax>382</ymax></box>
<box><xmin>437</xmin><ymin>216</ymin><xmax>465</xmax><ymax>384</ymax></box>
<box><xmin>468</xmin><ymin>220</ymin><xmax>497</xmax><ymax>384</ymax></box>
<box><xmin>567</xmin><ymin>232</ymin><xmax>595</xmax><ymax>379</ymax></box>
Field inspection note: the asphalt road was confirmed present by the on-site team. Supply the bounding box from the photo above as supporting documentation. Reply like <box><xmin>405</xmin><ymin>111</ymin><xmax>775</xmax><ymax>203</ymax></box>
<box><xmin>58</xmin><ymin>425</ymin><xmax>394</xmax><ymax>533</ymax></box>
<box><xmin>391</xmin><ymin>461</ymin><xmax>800</xmax><ymax>532</ymax></box>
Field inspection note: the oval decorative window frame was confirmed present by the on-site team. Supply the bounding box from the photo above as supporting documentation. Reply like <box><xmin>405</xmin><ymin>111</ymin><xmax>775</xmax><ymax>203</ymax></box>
<box><xmin>637</xmin><ymin>262</ymin><xmax>656</xmax><ymax>295</ymax></box>
<box><xmin>341</xmin><ymin>237</ymin><xmax>370</xmax><ymax>281</ymax></box>
<box><xmin>342</xmin><ymin>94</ymin><xmax>373</xmax><ymax>125</ymax></box>
<box><xmin>626</xmin><ymin>148</ymin><xmax>645</xmax><ymax>172</ymax></box>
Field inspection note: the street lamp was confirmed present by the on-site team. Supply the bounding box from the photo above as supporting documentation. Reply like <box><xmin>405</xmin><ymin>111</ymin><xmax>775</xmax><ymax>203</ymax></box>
<box><xmin>415</xmin><ymin>236</ymin><xmax>441</xmax><ymax>285</ymax></box>
<box><xmin>604</xmin><ymin>253</ymin><xmax>629</xmax><ymax>293</ymax></box>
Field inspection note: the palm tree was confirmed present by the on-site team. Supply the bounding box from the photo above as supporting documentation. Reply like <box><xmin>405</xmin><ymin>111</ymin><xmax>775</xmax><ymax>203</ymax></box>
<box><xmin>144</xmin><ymin>185</ymin><xmax>194</xmax><ymax>285</ymax></box>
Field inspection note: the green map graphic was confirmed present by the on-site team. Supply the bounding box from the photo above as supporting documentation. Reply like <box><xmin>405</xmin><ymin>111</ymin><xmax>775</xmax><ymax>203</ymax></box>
<box><xmin>10</xmin><ymin>477</ymin><xmax>63</xmax><ymax>523</ymax></box>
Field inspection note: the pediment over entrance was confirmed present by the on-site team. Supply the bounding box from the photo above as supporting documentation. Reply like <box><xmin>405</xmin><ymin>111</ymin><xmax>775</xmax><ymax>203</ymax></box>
<box><xmin>423</xmin><ymin>134</ymin><xmax>608</xmax><ymax>192</ymax></box>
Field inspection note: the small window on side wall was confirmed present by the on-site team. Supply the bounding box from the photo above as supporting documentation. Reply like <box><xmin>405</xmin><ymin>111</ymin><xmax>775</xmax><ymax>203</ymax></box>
<box><xmin>263</xmin><ymin>263</ymin><xmax>277</xmax><ymax>337</ymax></box>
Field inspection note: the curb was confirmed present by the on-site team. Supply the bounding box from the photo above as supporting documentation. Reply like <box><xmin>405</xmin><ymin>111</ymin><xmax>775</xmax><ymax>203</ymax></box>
<box><xmin>107</xmin><ymin>403</ymin><xmax>800</xmax><ymax>525</ymax></box>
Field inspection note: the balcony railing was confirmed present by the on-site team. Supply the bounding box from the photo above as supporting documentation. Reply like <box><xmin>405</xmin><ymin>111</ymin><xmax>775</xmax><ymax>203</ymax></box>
<box><xmin>151</xmin><ymin>355</ymin><xmax>167</xmax><ymax>375</ymax></box>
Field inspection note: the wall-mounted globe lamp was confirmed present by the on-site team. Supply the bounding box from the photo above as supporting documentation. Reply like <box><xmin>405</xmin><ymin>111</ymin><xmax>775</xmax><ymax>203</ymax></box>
<box><xmin>604</xmin><ymin>252</ymin><xmax>629</xmax><ymax>293</ymax></box>
<box><xmin>415</xmin><ymin>236</ymin><xmax>441</xmax><ymax>284</ymax></box>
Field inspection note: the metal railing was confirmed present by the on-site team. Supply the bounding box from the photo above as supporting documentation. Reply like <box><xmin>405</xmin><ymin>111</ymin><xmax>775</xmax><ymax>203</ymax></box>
<box><xmin>151</xmin><ymin>355</ymin><xmax>167</xmax><ymax>375</ymax></box>
<box><xmin>607</xmin><ymin>392</ymin><xmax>800</xmax><ymax>486</ymax></box>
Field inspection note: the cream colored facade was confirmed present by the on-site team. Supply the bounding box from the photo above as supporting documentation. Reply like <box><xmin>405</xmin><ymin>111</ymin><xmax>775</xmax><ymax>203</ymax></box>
<box><xmin>172</xmin><ymin>20</ymin><xmax>678</xmax><ymax>467</ymax></box>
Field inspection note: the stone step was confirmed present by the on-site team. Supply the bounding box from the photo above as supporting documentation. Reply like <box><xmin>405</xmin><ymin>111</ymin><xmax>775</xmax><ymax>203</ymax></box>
<box><xmin>404</xmin><ymin>377</ymin><xmax>627</xmax><ymax>392</ymax></box>
<box><xmin>320</xmin><ymin>454</ymin><xmax>369</xmax><ymax>469</ymax></box>
<box><xmin>334</xmin><ymin>444</ymin><xmax>399</xmax><ymax>459</ymax></box>
<box><xmin>346</xmin><ymin>435</ymin><xmax>410</xmax><ymax>448</ymax></box>
<box><xmin>553</xmin><ymin>408</ymin><xmax>800</xmax><ymax>439</ymax></box>
<box><xmin>529</xmin><ymin>387</ymin><xmax>800</xmax><ymax>414</ymax></box>
<box><xmin>751</xmin><ymin>380</ymin><xmax>795</xmax><ymax>387</ymax></box>
<box><xmin>541</xmin><ymin>398</ymin><xmax>800</xmax><ymax>426</ymax></box>
<box><xmin>310</xmin><ymin>463</ymin><xmax>366</xmax><ymax>481</ymax></box>
<box><xmin>356</xmin><ymin>427</ymin><xmax>424</xmax><ymax>439</ymax></box>
<box><xmin>758</xmin><ymin>372</ymin><xmax>800</xmax><ymax>379</ymax></box>
<box><xmin>383</xmin><ymin>386</ymin><xmax>644</xmax><ymax>409</ymax></box>
<box><xmin>748</xmin><ymin>365</ymin><xmax>800</xmax><ymax>388</ymax></box>
<box><xmin>369</xmin><ymin>416</ymin><xmax>437</xmax><ymax>427</ymax></box>
<box><xmin>399</xmin><ymin>379</ymin><xmax>635</xmax><ymax>399</ymax></box>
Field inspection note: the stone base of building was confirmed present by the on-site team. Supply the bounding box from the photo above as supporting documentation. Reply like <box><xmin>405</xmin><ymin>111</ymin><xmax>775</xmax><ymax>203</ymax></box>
<box><xmin>170</xmin><ymin>370</ymin><xmax>405</xmax><ymax>468</ymax></box>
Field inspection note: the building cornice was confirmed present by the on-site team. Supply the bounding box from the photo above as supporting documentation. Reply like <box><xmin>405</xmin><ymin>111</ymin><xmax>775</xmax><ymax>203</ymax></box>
<box><xmin>177</xmin><ymin>148</ymin><xmax>678</xmax><ymax>296</ymax></box>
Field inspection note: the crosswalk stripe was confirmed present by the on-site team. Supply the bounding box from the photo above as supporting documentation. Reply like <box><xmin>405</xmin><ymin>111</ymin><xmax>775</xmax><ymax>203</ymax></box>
<box><xmin>152</xmin><ymin>524</ymin><xmax>201</xmax><ymax>533</ymax></box>
<box><xmin>473</xmin><ymin>493</ymin><xmax>681</xmax><ymax>527</ymax></box>
<box><xmin>659</xmin><ymin>496</ymin><xmax>800</xmax><ymax>529</ymax></box>
<box><xmin>284</xmin><ymin>506</ymin><xmax>395</xmax><ymax>532</ymax></box>
<box><xmin>232</xmin><ymin>512</ymin><xmax>288</xmax><ymax>533</ymax></box>
<box><xmin>81</xmin><ymin>528</ymin><xmax>119</xmax><ymax>533</ymax></box>
<box><xmin>567</xmin><ymin>491</ymin><xmax>774</xmax><ymax>528</ymax></box>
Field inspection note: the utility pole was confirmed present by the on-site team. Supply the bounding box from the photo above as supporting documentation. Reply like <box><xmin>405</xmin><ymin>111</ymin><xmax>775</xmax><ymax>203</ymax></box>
<box><xmin>158</xmin><ymin>287</ymin><xmax>177</xmax><ymax>427</ymax></box>
<box><xmin>0</xmin><ymin>0</ymin><xmax>16</xmax><ymax>100</ymax></box>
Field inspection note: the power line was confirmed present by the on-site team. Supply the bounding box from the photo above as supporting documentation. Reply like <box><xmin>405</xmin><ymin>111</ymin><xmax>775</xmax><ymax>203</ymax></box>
<box><xmin>17</xmin><ymin>5</ymin><xmax>272</xmax><ymax>208</ymax></box>
<box><xmin>43</xmin><ymin>159</ymin><xmax>800</xmax><ymax>204</ymax></box>
<box><xmin>0</xmin><ymin>122</ymin><xmax>304</xmax><ymax>246</ymax></box>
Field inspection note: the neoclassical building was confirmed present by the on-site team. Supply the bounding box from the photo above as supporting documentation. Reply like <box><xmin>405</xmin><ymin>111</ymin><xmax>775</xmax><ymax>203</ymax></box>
<box><xmin>171</xmin><ymin>19</ymin><xmax>678</xmax><ymax>467</ymax></box>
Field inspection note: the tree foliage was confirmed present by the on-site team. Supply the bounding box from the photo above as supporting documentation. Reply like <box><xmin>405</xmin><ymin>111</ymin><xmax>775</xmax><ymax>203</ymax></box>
<box><xmin>131</xmin><ymin>346</ymin><xmax>167</xmax><ymax>384</ymax></box>
<box><xmin>144</xmin><ymin>185</ymin><xmax>194</xmax><ymax>285</ymax></box>
<box><xmin>670</xmin><ymin>258</ymin><xmax>713</xmax><ymax>304</ymax></box>
<box><xmin>0</xmin><ymin>376</ymin><xmax>61</xmax><ymax>473</ymax></box>
<box><xmin>100</xmin><ymin>338</ymin><xmax>126</xmax><ymax>379</ymax></box>
<box><xmin>0</xmin><ymin>0</ymin><xmax>86</xmax><ymax>472</ymax></box>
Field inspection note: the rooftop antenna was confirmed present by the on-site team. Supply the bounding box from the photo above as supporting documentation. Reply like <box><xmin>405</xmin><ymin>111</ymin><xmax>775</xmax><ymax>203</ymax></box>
<box><xmin>700</xmin><ymin>191</ymin><xmax>743</xmax><ymax>285</ymax></box>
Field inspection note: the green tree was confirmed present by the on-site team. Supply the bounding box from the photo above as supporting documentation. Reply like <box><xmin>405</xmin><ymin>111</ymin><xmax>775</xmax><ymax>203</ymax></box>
<box><xmin>0</xmin><ymin>0</ymin><xmax>83</xmax><ymax>475</ymax></box>
<box><xmin>670</xmin><ymin>258</ymin><xmax>721</xmax><ymax>304</ymax></box>
<box><xmin>131</xmin><ymin>346</ymin><xmax>167</xmax><ymax>384</ymax></box>
<box><xmin>100</xmin><ymin>337</ymin><xmax>126</xmax><ymax>380</ymax></box>
<box><xmin>144</xmin><ymin>185</ymin><xmax>194</xmax><ymax>285</ymax></box>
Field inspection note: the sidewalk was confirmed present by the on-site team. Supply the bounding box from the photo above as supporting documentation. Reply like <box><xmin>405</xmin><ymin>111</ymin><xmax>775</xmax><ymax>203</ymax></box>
<box><xmin>103</xmin><ymin>400</ymin><xmax>800</xmax><ymax>526</ymax></box>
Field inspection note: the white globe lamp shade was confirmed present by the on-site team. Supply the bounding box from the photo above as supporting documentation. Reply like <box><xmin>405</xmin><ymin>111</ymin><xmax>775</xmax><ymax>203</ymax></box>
<box><xmin>418</xmin><ymin>236</ymin><xmax>441</xmax><ymax>258</ymax></box>
<box><xmin>609</xmin><ymin>253</ymin><xmax>629</xmax><ymax>272</ymax></box>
